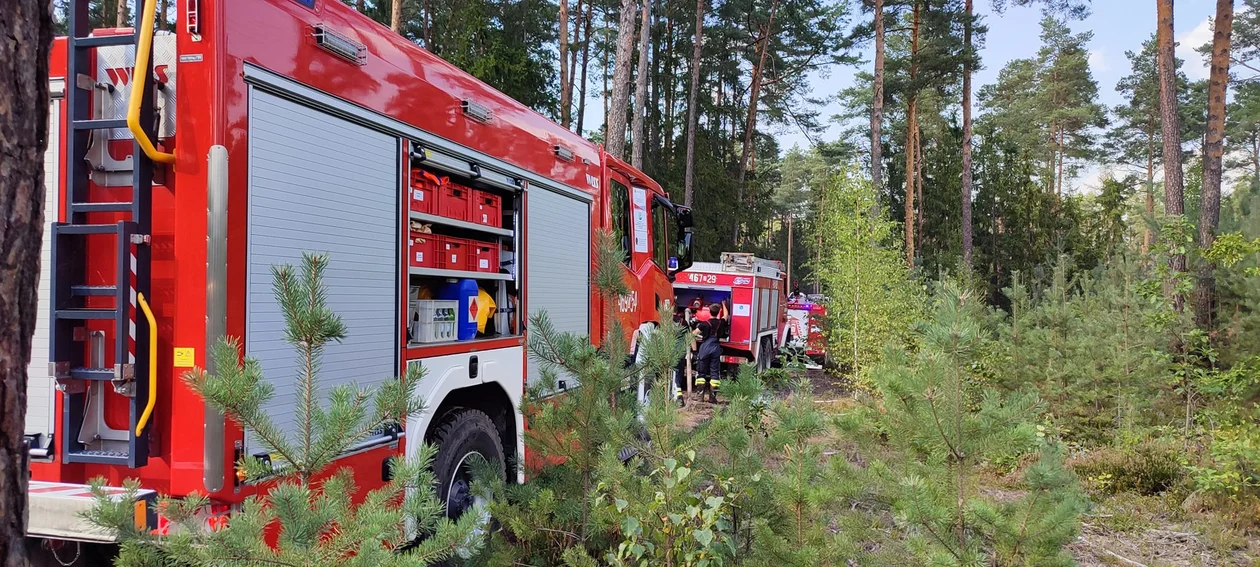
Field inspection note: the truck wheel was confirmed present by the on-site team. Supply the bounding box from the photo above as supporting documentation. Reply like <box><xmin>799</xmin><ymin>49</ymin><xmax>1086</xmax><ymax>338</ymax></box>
<box><xmin>431</xmin><ymin>410</ymin><xmax>504</xmax><ymax>520</ymax></box>
<box><xmin>757</xmin><ymin>337</ymin><xmax>775</xmax><ymax>372</ymax></box>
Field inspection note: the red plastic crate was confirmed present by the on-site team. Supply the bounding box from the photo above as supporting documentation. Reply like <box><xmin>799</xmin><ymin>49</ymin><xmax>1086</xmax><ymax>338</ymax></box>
<box><xmin>438</xmin><ymin>237</ymin><xmax>472</xmax><ymax>271</ymax></box>
<box><xmin>472</xmin><ymin>190</ymin><xmax>503</xmax><ymax>228</ymax></box>
<box><xmin>410</xmin><ymin>231</ymin><xmax>438</xmax><ymax>268</ymax></box>
<box><xmin>438</xmin><ymin>182</ymin><xmax>473</xmax><ymax>222</ymax></box>
<box><xmin>470</xmin><ymin>240</ymin><xmax>500</xmax><ymax>273</ymax></box>
<box><xmin>409</xmin><ymin>170</ymin><xmax>443</xmax><ymax>214</ymax></box>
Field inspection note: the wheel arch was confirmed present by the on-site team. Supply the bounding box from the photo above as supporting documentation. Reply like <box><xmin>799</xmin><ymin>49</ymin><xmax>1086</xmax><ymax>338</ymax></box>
<box><xmin>423</xmin><ymin>382</ymin><xmax>519</xmax><ymax>477</ymax></box>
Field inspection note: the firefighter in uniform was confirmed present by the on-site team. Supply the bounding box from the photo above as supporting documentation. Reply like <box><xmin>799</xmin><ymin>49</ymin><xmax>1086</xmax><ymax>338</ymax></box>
<box><xmin>694</xmin><ymin>302</ymin><xmax>728</xmax><ymax>403</ymax></box>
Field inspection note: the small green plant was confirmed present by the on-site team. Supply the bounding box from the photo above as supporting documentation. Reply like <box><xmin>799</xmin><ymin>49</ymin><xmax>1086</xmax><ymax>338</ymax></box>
<box><xmin>87</xmin><ymin>253</ymin><xmax>479</xmax><ymax>566</ymax></box>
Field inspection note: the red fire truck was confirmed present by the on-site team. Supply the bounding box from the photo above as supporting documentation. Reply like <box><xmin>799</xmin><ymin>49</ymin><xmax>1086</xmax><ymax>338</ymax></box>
<box><xmin>785</xmin><ymin>295</ymin><xmax>828</xmax><ymax>367</ymax></box>
<box><xmin>23</xmin><ymin>0</ymin><xmax>693</xmax><ymax>553</ymax></box>
<box><xmin>673</xmin><ymin>253</ymin><xmax>787</xmax><ymax>373</ymax></box>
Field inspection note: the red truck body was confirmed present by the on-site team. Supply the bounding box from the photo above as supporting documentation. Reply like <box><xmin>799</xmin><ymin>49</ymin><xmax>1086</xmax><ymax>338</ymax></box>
<box><xmin>785</xmin><ymin>297</ymin><xmax>828</xmax><ymax>364</ymax></box>
<box><xmin>673</xmin><ymin>253</ymin><xmax>787</xmax><ymax>372</ymax></box>
<box><xmin>26</xmin><ymin>0</ymin><xmax>692</xmax><ymax>545</ymax></box>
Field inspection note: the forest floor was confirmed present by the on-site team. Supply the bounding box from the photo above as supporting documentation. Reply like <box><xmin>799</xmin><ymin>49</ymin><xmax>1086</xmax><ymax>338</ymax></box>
<box><xmin>675</xmin><ymin>368</ymin><xmax>1260</xmax><ymax>567</ymax></box>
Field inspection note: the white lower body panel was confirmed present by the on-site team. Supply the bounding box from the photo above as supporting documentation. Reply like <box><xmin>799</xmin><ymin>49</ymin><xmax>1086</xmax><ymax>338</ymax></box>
<box><xmin>404</xmin><ymin>346</ymin><xmax>525</xmax><ymax>483</ymax></box>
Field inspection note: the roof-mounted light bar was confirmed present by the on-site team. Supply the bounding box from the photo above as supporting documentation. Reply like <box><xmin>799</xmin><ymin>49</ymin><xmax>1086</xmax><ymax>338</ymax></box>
<box><xmin>312</xmin><ymin>24</ymin><xmax>367</xmax><ymax>65</ymax></box>
<box><xmin>462</xmin><ymin>100</ymin><xmax>493</xmax><ymax>123</ymax></box>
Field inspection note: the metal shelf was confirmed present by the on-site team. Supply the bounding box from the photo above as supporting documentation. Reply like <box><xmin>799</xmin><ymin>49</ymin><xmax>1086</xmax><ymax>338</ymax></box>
<box><xmin>409</xmin><ymin>267</ymin><xmax>514</xmax><ymax>281</ymax></box>
<box><xmin>409</xmin><ymin>211</ymin><xmax>513</xmax><ymax>238</ymax></box>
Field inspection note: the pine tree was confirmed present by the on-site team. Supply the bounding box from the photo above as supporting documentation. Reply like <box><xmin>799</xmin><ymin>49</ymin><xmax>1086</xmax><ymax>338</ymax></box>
<box><xmin>870</xmin><ymin>282</ymin><xmax>1085</xmax><ymax>565</ymax></box>
<box><xmin>87</xmin><ymin>253</ymin><xmax>480</xmax><ymax>566</ymax></box>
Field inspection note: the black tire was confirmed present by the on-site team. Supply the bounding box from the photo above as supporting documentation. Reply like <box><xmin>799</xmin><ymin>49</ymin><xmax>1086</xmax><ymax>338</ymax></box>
<box><xmin>757</xmin><ymin>337</ymin><xmax>775</xmax><ymax>372</ymax></box>
<box><xmin>430</xmin><ymin>409</ymin><xmax>505</xmax><ymax>519</ymax></box>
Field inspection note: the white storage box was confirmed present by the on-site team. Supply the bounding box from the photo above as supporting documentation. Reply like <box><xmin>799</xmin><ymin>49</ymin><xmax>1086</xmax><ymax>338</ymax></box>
<box><xmin>409</xmin><ymin>299</ymin><xmax>459</xmax><ymax>344</ymax></box>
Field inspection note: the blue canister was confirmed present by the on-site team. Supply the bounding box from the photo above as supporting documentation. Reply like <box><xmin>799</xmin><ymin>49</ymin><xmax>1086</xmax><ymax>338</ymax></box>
<box><xmin>439</xmin><ymin>278</ymin><xmax>480</xmax><ymax>341</ymax></box>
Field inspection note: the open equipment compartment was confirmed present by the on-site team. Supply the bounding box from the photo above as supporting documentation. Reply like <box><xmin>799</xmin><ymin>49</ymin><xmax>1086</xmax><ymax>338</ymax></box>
<box><xmin>404</xmin><ymin>139</ymin><xmax>522</xmax><ymax>348</ymax></box>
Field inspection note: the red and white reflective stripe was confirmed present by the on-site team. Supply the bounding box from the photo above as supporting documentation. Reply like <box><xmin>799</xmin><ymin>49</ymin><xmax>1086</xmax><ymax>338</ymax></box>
<box><xmin>720</xmin><ymin>356</ymin><xmax>745</xmax><ymax>364</ymax></box>
<box><xmin>128</xmin><ymin>244</ymin><xmax>137</xmax><ymax>365</ymax></box>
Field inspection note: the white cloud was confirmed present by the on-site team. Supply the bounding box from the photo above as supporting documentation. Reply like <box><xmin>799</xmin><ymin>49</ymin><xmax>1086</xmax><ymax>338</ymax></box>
<box><xmin>1177</xmin><ymin>17</ymin><xmax>1213</xmax><ymax>81</ymax></box>
<box><xmin>1089</xmin><ymin>49</ymin><xmax>1108</xmax><ymax>73</ymax></box>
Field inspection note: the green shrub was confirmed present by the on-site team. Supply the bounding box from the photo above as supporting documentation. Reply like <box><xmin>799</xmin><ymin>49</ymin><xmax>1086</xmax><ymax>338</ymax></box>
<box><xmin>1071</xmin><ymin>440</ymin><xmax>1185</xmax><ymax>496</ymax></box>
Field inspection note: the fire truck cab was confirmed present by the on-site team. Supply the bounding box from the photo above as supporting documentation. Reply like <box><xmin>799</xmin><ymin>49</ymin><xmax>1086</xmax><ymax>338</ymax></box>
<box><xmin>24</xmin><ymin>0</ymin><xmax>692</xmax><ymax>551</ymax></box>
<box><xmin>674</xmin><ymin>253</ymin><xmax>787</xmax><ymax>374</ymax></box>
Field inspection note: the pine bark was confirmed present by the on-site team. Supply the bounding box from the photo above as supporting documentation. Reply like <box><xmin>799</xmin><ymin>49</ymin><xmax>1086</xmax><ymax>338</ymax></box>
<box><xmin>606</xmin><ymin>0</ymin><xmax>641</xmax><ymax>160</ymax></box>
<box><xmin>1</xmin><ymin>1</ymin><xmax>53</xmax><ymax>563</ymax></box>
<box><xmin>960</xmin><ymin>0</ymin><xmax>974</xmax><ymax>269</ymax></box>
<box><xmin>632</xmin><ymin>0</ymin><xmax>652</xmax><ymax>170</ymax></box>
<box><xmin>1197</xmin><ymin>0</ymin><xmax>1234</xmax><ymax>328</ymax></box>
<box><xmin>737</xmin><ymin>0</ymin><xmax>780</xmax><ymax>182</ymax></box>
<box><xmin>871</xmin><ymin>0</ymin><xmax>886</xmax><ymax>203</ymax></box>
<box><xmin>560</xmin><ymin>0</ymin><xmax>572</xmax><ymax>128</ymax></box>
<box><xmin>1157</xmin><ymin>0</ymin><xmax>1187</xmax><ymax>295</ymax></box>
<box><xmin>159</xmin><ymin>0</ymin><xmax>169</xmax><ymax>29</ymax></box>
<box><xmin>1144</xmin><ymin>128</ymin><xmax>1155</xmax><ymax>254</ymax></box>
<box><xmin>116</xmin><ymin>0</ymin><xmax>128</xmax><ymax>27</ymax></box>
<box><xmin>576</xmin><ymin>1</ymin><xmax>594</xmax><ymax>135</ymax></box>
<box><xmin>390</xmin><ymin>0</ymin><xmax>404</xmax><ymax>33</ymax></box>
<box><xmin>683</xmin><ymin>0</ymin><xmax>705</xmax><ymax>208</ymax></box>
<box><xmin>904</xmin><ymin>0</ymin><xmax>922</xmax><ymax>266</ymax></box>
<box><xmin>734</xmin><ymin>0</ymin><xmax>781</xmax><ymax>245</ymax></box>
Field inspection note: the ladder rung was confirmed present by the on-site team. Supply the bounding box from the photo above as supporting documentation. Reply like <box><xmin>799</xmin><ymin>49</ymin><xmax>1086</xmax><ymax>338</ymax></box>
<box><xmin>75</xmin><ymin>35</ymin><xmax>134</xmax><ymax>48</ymax></box>
<box><xmin>55</xmin><ymin>309</ymin><xmax>117</xmax><ymax>320</ymax></box>
<box><xmin>57</xmin><ymin>224</ymin><xmax>119</xmax><ymax>235</ymax></box>
<box><xmin>73</xmin><ymin>119</ymin><xmax>127</xmax><ymax>131</ymax></box>
<box><xmin>71</xmin><ymin>285</ymin><xmax>117</xmax><ymax>297</ymax></box>
<box><xmin>69</xmin><ymin>367</ymin><xmax>115</xmax><ymax>380</ymax></box>
<box><xmin>71</xmin><ymin>202</ymin><xmax>132</xmax><ymax>213</ymax></box>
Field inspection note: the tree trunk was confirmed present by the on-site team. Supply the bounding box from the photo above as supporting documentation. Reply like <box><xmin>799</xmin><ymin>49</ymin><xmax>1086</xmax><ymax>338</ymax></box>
<box><xmin>1144</xmin><ymin>130</ymin><xmax>1155</xmax><ymax>254</ymax></box>
<box><xmin>357</xmin><ymin>0</ymin><xmax>365</xmax><ymax>12</ymax></box>
<box><xmin>737</xmin><ymin>0</ymin><xmax>780</xmax><ymax>181</ymax></box>
<box><xmin>1196</xmin><ymin>0</ymin><xmax>1234</xmax><ymax>329</ymax></box>
<box><xmin>116</xmin><ymin>0</ymin><xmax>128</xmax><ymax>26</ymax></box>
<box><xmin>915</xmin><ymin>123</ymin><xmax>924</xmax><ymax>254</ymax></box>
<box><xmin>576</xmin><ymin>1</ymin><xmax>594</xmax><ymax>135</ymax></box>
<box><xmin>1</xmin><ymin>1</ymin><xmax>53</xmax><ymax>564</ymax></box>
<box><xmin>390</xmin><ymin>0</ymin><xmax>404</xmax><ymax>33</ymax></box>
<box><xmin>159</xmin><ymin>0</ymin><xmax>169</xmax><ymax>29</ymax></box>
<box><xmin>1252</xmin><ymin>133</ymin><xmax>1259</xmax><ymax>180</ymax></box>
<box><xmin>603</xmin><ymin>8</ymin><xmax>611</xmax><ymax>131</ymax></box>
<box><xmin>606</xmin><ymin>0</ymin><xmax>640</xmax><ymax>160</ymax></box>
<box><xmin>733</xmin><ymin>0</ymin><xmax>781</xmax><ymax>245</ymax></box>
<box><xmin>960</xmin><ymin>0</ymin><xmax>974</xmax><ymax>269</ymax></box>
<box><xmin>904</xmin><ymin>0</ymin><xmax>921</xmax><ymax>266</ymax></box>
<box><xmin>871</xmin><ymin>0</ymin><xmax>886</xmax><ymax>204</ymax></box>
<box><xmin>1055</xmin><ymin>126</ymin><xmax>1065</xmax><ymax>196</ymax></box>
<box><xmin>632</xmin><ymin>0</ymin><xmax>651</xmax><ymax>170</ymax></box>
<box><xmin>663</xmin><ymin>14</ymin><xmax>676</xmax><ymax>167</ymax></box>
<box><xmin>649</xmin><ymin>7</ymin><xmax>661</xmax><ymax>167</ymax></box>
<box><xmin>560</xmin><ymin>0</ymin><xmax>572</xmax><ymax>128</ymax></box>
<box><xmin>683</xmin><ymin>0</ymin><xmax>704</xmax><ymax>208</ymax></box>
<box><xmin>1157</xmin><ymin>0</ymin><xmax>1187</xmax><ymax>302</ymax></box>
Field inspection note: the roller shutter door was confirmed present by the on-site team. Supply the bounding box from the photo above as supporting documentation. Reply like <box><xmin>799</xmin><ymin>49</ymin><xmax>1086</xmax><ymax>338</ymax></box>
<box><xmin>26</xmin><ymin>87</ymin><xmax>62</xmax><ymax>437</ymax></box>
<box><xmin>245</xmin><ymin>89</ymin><xmax>399</xmax><ymax>444</ymax></box>
<box><xmin>525</xmin><ymin>187</ymin><xmax>590</xmax><ymax>388</ymax></box>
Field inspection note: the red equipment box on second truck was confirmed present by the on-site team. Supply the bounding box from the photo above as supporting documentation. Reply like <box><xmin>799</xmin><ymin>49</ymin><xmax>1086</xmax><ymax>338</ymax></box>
<box><xmin>23</xmin><ymin>0</ymin><xmax>694</xmax><ymax>553</ymax></box>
